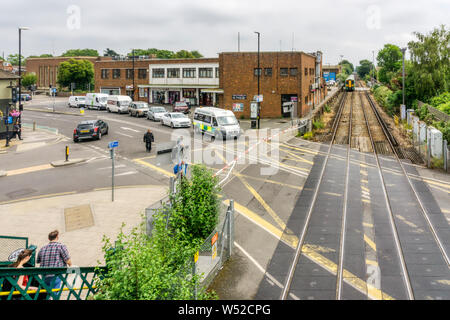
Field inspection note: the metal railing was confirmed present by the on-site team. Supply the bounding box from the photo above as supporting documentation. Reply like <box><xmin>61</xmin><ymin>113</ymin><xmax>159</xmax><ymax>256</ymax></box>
<box><xmin>0</xmin><ymin>266</ymin><xmax>106</xmax><ymax>300</ymax></box>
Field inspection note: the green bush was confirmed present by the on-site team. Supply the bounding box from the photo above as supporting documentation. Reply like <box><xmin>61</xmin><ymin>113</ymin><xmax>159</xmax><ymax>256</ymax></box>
<box><xmin>94</xmin><ymin>164</ymin><xmax>221</xmax><ymax>300</ymax></box>
<box><xmin>323</xmin><ymin>104</ymin><xmax>331</xmax><ymax>113</ymax></box>
<box><xmin>302</xmin><ymin>131</ymin><xmax>314</xmax><ymax>140</ymax></box>
<box><xmin>313</xmin><ymin>119</ymin><xmax>325</xmax><ymax>130</ymax></box>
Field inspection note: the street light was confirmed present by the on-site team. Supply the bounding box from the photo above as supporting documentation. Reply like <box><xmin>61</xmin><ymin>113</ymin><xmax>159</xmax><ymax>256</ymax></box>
<box><xmin>401</xmin><ymin>47</ymin><xmax>407</xmax><ymax>107</ymax></box>
<box><xmin>254</xmin><ymin>31</ymin><xmax>260</xmax><ymax>129</ymax></box>
<box><xmin>18</xmin><ymin>27</ymin><xmax>30</xmax><ymax>138</ymax></box>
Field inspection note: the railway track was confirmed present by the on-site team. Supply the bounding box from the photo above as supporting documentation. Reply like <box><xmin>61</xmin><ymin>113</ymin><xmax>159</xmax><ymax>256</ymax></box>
<box><xmin>278</xmin><ymin>83</ymin><xmax>450</xmax><ymax>300</ymax></box>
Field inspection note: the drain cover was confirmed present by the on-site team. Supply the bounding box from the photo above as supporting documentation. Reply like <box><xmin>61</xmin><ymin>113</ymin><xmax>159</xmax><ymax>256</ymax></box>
<box><xmin>64</xmin><ymin>204</ymin><xmax>94</xmax><ymax>232</ymax></box>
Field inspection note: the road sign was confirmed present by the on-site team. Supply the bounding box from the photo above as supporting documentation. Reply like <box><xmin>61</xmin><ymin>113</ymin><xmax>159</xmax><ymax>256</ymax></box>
<box><xmin>108</xmin><ymin>141</ymin><xmax>119</xmax><ymax>149</ymax></box>
<box><xmin>211</xmin><ymin>232</ymin><xmax>218</xmax><ymax>261</ymax></box>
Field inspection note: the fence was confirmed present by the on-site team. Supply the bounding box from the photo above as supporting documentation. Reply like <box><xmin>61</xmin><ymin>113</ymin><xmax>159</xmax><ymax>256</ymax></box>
<box><xmin>410</xmin><ymin>114</ymin><xmax>448</xmax><ymax>171</ymax></box>
<box><xmin>145</xmin><ymin>175</ymin><xmax>235</xmax><ymax>295</ymax></box>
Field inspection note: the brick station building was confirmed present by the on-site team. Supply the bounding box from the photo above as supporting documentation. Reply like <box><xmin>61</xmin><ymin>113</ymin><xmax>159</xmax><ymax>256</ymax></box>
<box><xmin>218</xmin><ymin>51</ymin><xmax>326</xmax><ymax>118</ymax></box>
<box><xmin>26</xmin><ymin>56</ymin><xmax>108</xmax><ymax>90</ymax></box>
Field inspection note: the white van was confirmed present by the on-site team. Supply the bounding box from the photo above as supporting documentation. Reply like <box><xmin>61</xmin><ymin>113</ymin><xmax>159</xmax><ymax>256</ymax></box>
<box><xmin>68</xmin><ymin>96</ymin><xmax>86</xmax><ymax>108</ymax></box>
<box><xmin>86</xmin><ymin>93</ymin><xmax>109</xmax><ymax>110</ymax></box>
<box><xmin>193</xmin><ymin>107</ymin><xmax>241</xmax><ymax>140</ymax></box>
<box><xmin>106</xmin><ymin>95</ymin><xmax>132</xmax><ymax>114</ymax></box>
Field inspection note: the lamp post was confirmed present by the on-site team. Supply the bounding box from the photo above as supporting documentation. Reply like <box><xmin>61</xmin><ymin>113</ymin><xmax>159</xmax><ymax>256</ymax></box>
<box><xmin>372</xmin><ymin>50</ymin><xmax>375</xmax><ymax>86</ymax></box>
<box><xmin>254</xmin><ymin>31</ymin><xmax>260</xmax><ymax>129</ymax></box>
<box><xmin>401</xmin><ymin>47</ymin><xmax>406</xmax><ymax>106</ymax></box>
<box><xmin>132</xmin><ymin>48</ymin><xmax>135</xmax><ymax>101</ymax></box>
<box><xmin>18</xmin><ymin>27</ymin><xmax>30</xmax><ymax>131</ymax></box>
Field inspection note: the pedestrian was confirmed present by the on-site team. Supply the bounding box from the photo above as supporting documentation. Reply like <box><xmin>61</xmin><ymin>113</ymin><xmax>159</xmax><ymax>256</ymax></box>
<box><xmin>13</xmin><ymin>121</ymin><xmax>22</xmax><ymax>140</ymax></box>
<box><xmin>7</xmin><ymin>249</ymin><xmax>39</xmax><ymax>299</ymax></box>
<box><xmin>37</xmin><ymin>230</ymin><xmax>72</xmax><ymax>295</ymax></box>
<box><xmin>143</xmin><ymin>129</ymin><xmax>154</xmax><ymax>152</ymax></box>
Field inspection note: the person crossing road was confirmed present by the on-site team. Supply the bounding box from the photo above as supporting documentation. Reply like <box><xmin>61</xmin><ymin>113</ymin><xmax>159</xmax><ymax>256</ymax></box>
<box><xmin>143</xmin><ymin>129</ymin><xmax>154</xmax><ymax>152</ymax></box>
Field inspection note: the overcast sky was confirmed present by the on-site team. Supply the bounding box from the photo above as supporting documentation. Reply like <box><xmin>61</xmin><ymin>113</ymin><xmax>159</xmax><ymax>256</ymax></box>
<box><xmin>1</xmin><ymin>0</ymin><xmax>448</xmax><ymax>66</ymax></box>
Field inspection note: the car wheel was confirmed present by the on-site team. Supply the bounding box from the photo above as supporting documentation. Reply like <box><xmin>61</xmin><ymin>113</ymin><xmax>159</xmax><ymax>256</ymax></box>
<box><xmin>171</xmin><ymin>122</ymin><xmax>174</xmax><ymax>129</ymax></box>
<box><xmin>107</xmin><ymin>108</ymin><xmax>111</xmax><ymax>113</ymax></box>
<box><xmin>129</xmin><ymin>111</ymin><xmax>132</xmax><ymax>116</ymax></box>
<box><xmin>73</xmin><ymin>138</ymin><xmax>78</xmax><ymax>143</ymax></box>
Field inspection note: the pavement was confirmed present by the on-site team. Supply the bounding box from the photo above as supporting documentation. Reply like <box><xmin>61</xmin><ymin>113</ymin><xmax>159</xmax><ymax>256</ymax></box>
<box><xmin>0</xmin><ymin>124</ymin><xmax>167</xmax><ymax>267</ymax></box>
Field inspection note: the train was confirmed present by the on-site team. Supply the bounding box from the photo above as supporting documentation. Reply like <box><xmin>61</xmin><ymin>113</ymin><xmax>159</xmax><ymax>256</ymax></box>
<box><xmin>344</xmin><ymin>74</ymin><xmax>355</xmax><ymax>92</ymax></box>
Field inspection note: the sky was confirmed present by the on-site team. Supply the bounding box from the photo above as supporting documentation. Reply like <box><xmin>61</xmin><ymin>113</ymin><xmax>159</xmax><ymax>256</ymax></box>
<box><xmin>1</xmin><ymin>0</ymin><xmax>448</xmax><ymax>67</ymax></box>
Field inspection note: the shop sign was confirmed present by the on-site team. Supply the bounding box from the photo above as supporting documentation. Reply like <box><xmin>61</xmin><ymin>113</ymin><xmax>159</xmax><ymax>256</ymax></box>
<box><xmin>126</xmin><ymin>85</ymin><xmax>134</xmax><ymax>90</ymax></box>
<box><xmin>290</xmin><ymin>96</ymin><xmax>298</xmax><ymax>102</ymax></box>
<box><xmin>253</xmin><ymin>95</ymin><xmax>263</xmax><ymax>102</ymax></box>
<box><xmin>232</xmin><ymin>103</ymin><xmax>244</xmax><ymax>112</ymax></box>
<box><xmin>232</xmin><ymin>94</ymin><xmax>247</xmax><ymax>100</ymax></box>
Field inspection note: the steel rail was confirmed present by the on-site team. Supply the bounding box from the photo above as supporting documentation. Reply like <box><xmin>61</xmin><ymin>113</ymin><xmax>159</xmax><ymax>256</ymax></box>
<box><xmin>364</xmin><ymin>91</ymin><xmax>450</xmax><ymax>267</ymax></box>
<box><xmin>360</xmin><ymin>91</ymin><xmax>415</xmax><ymax>300</ymax></box>
<box><xmin>280</xmin><ymin>91</ymin><xmax>348</xmax><ymax>300</ymax></box>
<box><xmin>336</xmin><ymin>91</ymin><xmax>353</xmax><ymax>299</ymax></box>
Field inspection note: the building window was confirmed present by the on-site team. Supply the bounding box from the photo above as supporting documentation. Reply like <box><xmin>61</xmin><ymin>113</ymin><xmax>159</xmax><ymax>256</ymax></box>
<box><xmin>215</xmin><ymin>67</ymin><xmax>219</xmax><ymax>78</ymax></box>
<box><xmin>183</xmin><ymin>68</ymin><xmax>196</xmax><ymax>78</ymax></box>
<box><xmin>138</xmin><ymin>69</ymin><xmax>147</xmax><ymax>79</ymax></box>
<box><xmin>139</xmin><ymin>87</ymin><xmax>148</xmax><ymax>98</ymax></box>
<box><xmin>167</xmin><ymin>68</ymin><xmax>180</xmax><ymax>78</ymax></box>
<box><xmin>264</xmin><ymin>68</ymin><xmax>272</xmax><ymax>76</ymax></box>
<box><xmin>304</xmin><ymin>68</ymin><xmax>308</xmax><ymax>76</ymax></box>
<box><xmin>290</xmin><ymin>68</ymin><xmax>298</xmax><ymax>76</ymax></box>
<box><xmin>199</xmin><ymin>68</ymin><xmax>213</xmax><ymax>78</ymax></box>
<box><xmin>254</xmin><ymin>68</ymin><xmax>262</xmax><ymax>76</ymax></box>
<box><xmin>280</xmin><ymin>68</ymin><xmax>288</xmax><ymax>76</ymax></box>
<box><xmin>152</xmin><ymin>68</ymin><xmax>165</xmax><ymax>78</ymax></box>
<box><xmin>113</xmin><ymin>69</ymin><xmax>121</xmax><ymax>79</ymax></box>
<box><xmin>101</xmin><ymin>69</ymin><xmax>109</xmax><ymax>79</ymax></box>
<box><xmin>126</xmin><ymin>69</ymin><xmax>134</xmax><ymax>79</ymax></box>
<box><xmin>305</xmin><ymin>96</ymin><xmax>308</xmax><ymax>104</ymax></box>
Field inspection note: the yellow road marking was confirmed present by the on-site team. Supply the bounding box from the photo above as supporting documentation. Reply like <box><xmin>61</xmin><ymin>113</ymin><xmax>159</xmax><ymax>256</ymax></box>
<box><xmin>323</xmin><ymin>192</ymin><xmax>342</xmax><ymax>197</ymax></box>
<box><xmin>227</xmin><ymin>199</ymin><xmax>395</xmax><ymax>300</ymax></box>
<box><xmin>135</xmin><ymin>155</ymin><xmax>156</xmax><ymax>160</ymax></box>
<box><xmin>133</xmin><ymin>159</ymin><xmax>175</xmax><ymax>178</ymax></box>
<box><xmin>365</xmin><ymin>259</ymin><xmax>378</xmax><ymax>266</ymax></box>
<box><xmin>362</xmin><ymin>199</ymin><xmax>371</xmax><ymax>204</ymax></box>
<box><xmin>281</xmin><ymin>143</ymin><xmax>318</xmax><ymax>156</ymax></box>
<box><xmin>437</xmin><ymin>280</ymin><xmax>450</xmax><ymax>286</ymax></box>
<box><xmin>363</xmin><ymin>222</ymin><xmax>373</xmax><ymax>228</ymax></box>
<box><xmin>234</xmin><ymin>172</ymin><xmax>303</xmax><ymax>191</ymax></box>
<box><xmin>364</xmin><ymin>234</ymin><xmax>377</xmax><ymax>251</ymax></box>
<box><xmin>278</xmin><ymin>148</ymin><xmax>314</xmax><ymax>165</ymax></box>
<box><xmin>361</xmin><ymin>186</ymin><xmax>370</xmax><ymax>192</ymax></box>
<box><xmin>6</xmin><ymin>164</ymin><xmax>53</xmax><ymax>176</ymax></box>
<box><xmin>237</xmin><ymin>175</ymin><xmax>287</xmax><ymax>231</ymax></box>
<box><xmin>367</xmin><ymin>284</ymin><xmax>383</xmax><ymax>300</ymax></box>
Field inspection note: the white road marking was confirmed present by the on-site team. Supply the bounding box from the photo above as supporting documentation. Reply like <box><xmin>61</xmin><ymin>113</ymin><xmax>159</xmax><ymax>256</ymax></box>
<box><xmin>110</xmin><ymin>171</ymin><xmax>138</xmax><ymax>177</ymax></box>
<box><xmin>120</xmin><ymin>127</ymin><xmax>140</xmax><ymax>133</ymax></box>
<box><xmin>116</xmin><ymin>132</ymin><xmax>134</xmax><ymax>138</ymax></box>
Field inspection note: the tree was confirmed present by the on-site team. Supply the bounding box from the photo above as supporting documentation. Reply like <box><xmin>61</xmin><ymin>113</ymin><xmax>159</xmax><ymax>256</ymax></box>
<box><xmin>356</xmin><ymin>59</ymin><xmax>374</xmax><ymax>79</ymax></box>
<box><xmin>7</xmin><ymin>54</ymin><xmax>25</xmax><ymax>66</ymax></box>
<box><xmin>376</xmin><ymin>44</ymin><xmax>403</xmax><ymax>84</ymax></box>
<box><xmin>104</xmin><ymin>48</ymin><xmax>119</xmax><ymax>57</ymax></box>
<box><xmin>61</xmin><ymin>49</ymin><xmax>99</xmax><ymax>57</ymax></box>
<box><xmin>27</xmin><ymin>54</ymin><xmax>53</xmax><ymax>58</ymax></box>
<box><xmin>57</xmin><ymin>59</ymin><xmax>94</xmax><ymax>90</ymax></box>
<box><xmin>408</xmin><ymin>25</ymin><xmax>450</xmax><ymax>102</ymax></box>
<box><xmin>339</xmin><ymin>59</ymin><xmax>354</xmax><ymax>74</ymax></box>
<box><xmin>22</xmin><ymin>73</ymin><xmax>37</xmax><ymax>88</ymax></box>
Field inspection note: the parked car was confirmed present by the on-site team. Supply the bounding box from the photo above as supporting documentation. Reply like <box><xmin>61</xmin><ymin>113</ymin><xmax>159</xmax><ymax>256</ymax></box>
<box><xmin>173</xmin><ymin>101</ymin><xmax>189</xmax><ymax>114</ymax></box>
<box><xmin>86</xmin><ymin>93</ymin><xmax>109</xmax><ymax>110</ymax></box>
<box><xmin>17</xmin><ymin>93</ymin><xmax>32</xmax><ymax>101</ymax></box>
<box><xmin>73</xmin><ymin>120</ymin><xmax>109</xmax><ymax>142</ymax></box>
<box><xmin>161</xmin><ymin>112</ymin><xmax>191</xmax><ymax>128</ymax></box>
<box><xmin>147</xmin><ymin>106</ymin><xmax>167</xmax><ymax>121</ymax></box>
<box><xmin>106</xmin><ymin>95</ymin><xmax>132</xmax><ymax>114</ymax></box>
<box><xmin>128</xmin><ymin>102</ymin><xmax>149</xmax><ymax>117</ymax></box>
<box><xmin>68</xmin><ymin>96</ymin><xmax>86</xmax><ymax>108</ymax></box>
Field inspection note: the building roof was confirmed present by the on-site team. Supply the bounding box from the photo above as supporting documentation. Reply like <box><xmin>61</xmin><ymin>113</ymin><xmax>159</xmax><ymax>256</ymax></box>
<box><xmin>0</xmin><ymin>69</ymin><xmax>20</xmax><ymax>80</ymax></box>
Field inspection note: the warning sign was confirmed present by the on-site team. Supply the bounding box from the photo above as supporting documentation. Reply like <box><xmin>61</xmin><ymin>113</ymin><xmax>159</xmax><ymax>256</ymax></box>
<box><xmin>211</xmin><ymin>232</ymin><xmax>218</xmax><ymax>260</ymax></box>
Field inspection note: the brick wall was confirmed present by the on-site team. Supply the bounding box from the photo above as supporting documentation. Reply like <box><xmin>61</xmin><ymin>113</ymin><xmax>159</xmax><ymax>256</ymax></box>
<box><xmin>26</xmin><ymin>56</ymin><xmax>102</xmax><ymax>89</ymax></box>
<box><xmin>219</xmin><ymin>52</ymin><xmax>323</xmax><ymax>118</ymax></box>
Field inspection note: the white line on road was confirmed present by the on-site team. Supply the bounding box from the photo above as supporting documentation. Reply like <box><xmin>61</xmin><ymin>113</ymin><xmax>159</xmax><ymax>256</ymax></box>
<box><xmin>120</xmin><ymin>127</ymin><xmax>140</xmax><ymax>133</ymax></box>
<box><xmin>110</xmin><ymin>171</ymin><xmax>138</xmax><ymax>177</ymax></box>
<box><xmin>117</xmin><ymin>132</ymin><xmax>134</xmax><ymax>138</ymax></box>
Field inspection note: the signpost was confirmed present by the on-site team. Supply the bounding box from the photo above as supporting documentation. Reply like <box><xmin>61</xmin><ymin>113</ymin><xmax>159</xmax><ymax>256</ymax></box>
<box><xmin>108</xmin><ymin>141</ymin><xmax>119</xmax><ymax>202</ymax></box>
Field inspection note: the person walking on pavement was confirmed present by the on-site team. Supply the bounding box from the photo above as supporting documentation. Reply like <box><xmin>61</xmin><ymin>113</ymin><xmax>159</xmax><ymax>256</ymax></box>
<box><xmin>13</xmin><ymin>121</ymin><xmax>22</xmax><ymax>140</ymax></box>
<box><xmin>143</xmin><ymin>129</ymin><xmax>154</xmax><ymax>152</ymax></box>
<box><xmin>37</xmin><ymin>230</ymin><xmax>72</xmax><ymax>295</ymax></box>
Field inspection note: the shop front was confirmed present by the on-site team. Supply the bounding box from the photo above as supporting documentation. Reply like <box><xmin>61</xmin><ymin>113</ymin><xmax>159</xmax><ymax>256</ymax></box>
<box><xmin>200</xmin><ymin>89</ymin><xmax>223</xmax><ymax>107</ymax></box>
<box><xmin>151</xmin><ymin>89</ymin><xmax>167</xmax><ymax>104</ymax></box>
<box><xmin>100</xmin><ymin>87</ymin><xmax>120</xmax><ymax>95</ymax></box>
<box><xmin>182</xmin><ymin>88</ymin><xmax>197</xmax><ymax>106</ymax></box>
<box><xmin>168</xmin><ymin>91</ymin><xmax>181</xmax><ymax>105</ymax></box>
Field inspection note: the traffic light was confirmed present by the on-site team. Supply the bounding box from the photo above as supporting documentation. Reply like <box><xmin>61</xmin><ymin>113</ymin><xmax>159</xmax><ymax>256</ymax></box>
<box><xmin>11</xmin><ymin>87</ymin><xmax>17</xmax><ymax>103</ymax></box>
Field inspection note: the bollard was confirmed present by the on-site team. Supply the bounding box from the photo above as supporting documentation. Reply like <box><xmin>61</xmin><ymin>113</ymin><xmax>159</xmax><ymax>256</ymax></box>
<box><xmin>65</xmin><ymin>146</ymin><xmax>69</xmax><ymax>162</ymax></box>
<box><xmin>33</xmin><ymin>121</ymin><xmax>36</xmax><ymax>131</ymax></box>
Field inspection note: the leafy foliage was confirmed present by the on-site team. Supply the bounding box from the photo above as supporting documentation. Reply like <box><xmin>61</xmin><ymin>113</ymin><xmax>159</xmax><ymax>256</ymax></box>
<box><xmin>356</xmin><ymin>59</ymin><xmax>374</xmax><ymax>79</ymax></box>
<box><xmin>61</xmin><ymin>49</ymin><xmax>99</xmax><ymax>57</ymax></box>
<box><xmin>6</xmin><ymin>54</ymin><xmax>25</xmax><ymax>65</ymax></box>
<box><xmin>128</xmin><ymin>48</ymin><xmax>203</xmax><ymax>59</ymax></box>
<box><xmin>28</xmin><ymin>54</ymin><xmax>53</xmax><ymax>58</ymax></box>
<box><xmin>94</xmin><ymin>164</ymin><xmax>220</xmax><ymax>300</ymax></box>
<box><xmin>22</xmin><ymin>73</ymin><xmax>37</xmax><ymax>87</ymax></box>
<box><xmin>103</xmin><ymin>48</ymin><xmax>119</xmax><ymax>57</ymax></box>
<box><xmin>57</xmin><ymin>58</ymin><xmax>94</xmax><ymax>89</ymax></box>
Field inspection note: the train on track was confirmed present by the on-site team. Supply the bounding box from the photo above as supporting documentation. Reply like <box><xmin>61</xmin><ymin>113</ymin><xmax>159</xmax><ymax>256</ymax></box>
<box><xmin>344</xmin><ymin>74</ymin><xmax>355</xmax><ymax>92</ymax></box>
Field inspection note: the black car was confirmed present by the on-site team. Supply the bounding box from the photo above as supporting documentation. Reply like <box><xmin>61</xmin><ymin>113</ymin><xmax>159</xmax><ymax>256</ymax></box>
<box><xmin>73</xmin><ymin>120</ymin><xmax>108</xmax><ymax>142</ymax></box>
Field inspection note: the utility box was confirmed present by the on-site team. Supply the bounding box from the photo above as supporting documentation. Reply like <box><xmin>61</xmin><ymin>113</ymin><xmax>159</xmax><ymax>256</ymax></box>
<box><xmin>430</xmin><ymin>127</ymin><xmax>443</xmax><ymax>158</ymax></box>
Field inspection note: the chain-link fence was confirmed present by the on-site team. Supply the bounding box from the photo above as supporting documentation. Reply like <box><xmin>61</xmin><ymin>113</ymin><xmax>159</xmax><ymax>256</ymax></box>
<box><xmin>0</xmin><ymin>236</ymin><xmax>30</xmax><ymax>266</ymax></box>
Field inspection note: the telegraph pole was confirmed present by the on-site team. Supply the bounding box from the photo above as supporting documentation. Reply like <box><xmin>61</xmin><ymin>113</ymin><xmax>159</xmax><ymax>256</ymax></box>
<box><xmin>255</xmin><ymin>31</ymin><xmax>261</xmax><ymax>129</ymax></box>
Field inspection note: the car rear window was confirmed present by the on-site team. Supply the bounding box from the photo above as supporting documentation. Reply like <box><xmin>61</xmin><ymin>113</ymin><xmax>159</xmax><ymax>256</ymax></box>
<box><xmin>77</xmin><ymin>123</ymin><xmax>94</xmax><ymax>130</ymax></box>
